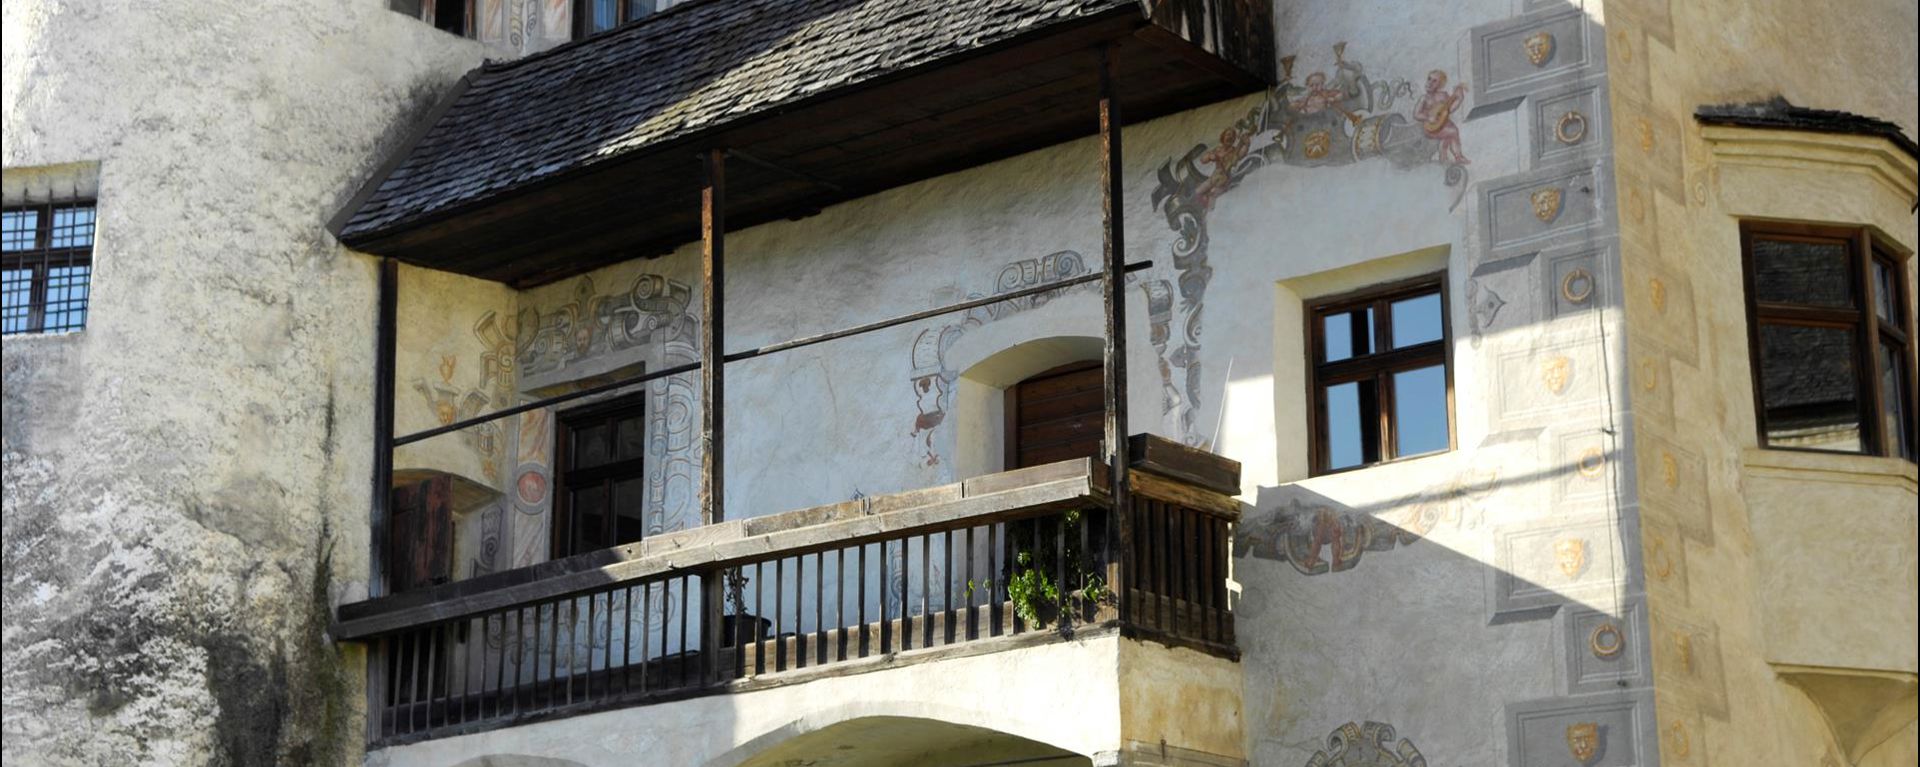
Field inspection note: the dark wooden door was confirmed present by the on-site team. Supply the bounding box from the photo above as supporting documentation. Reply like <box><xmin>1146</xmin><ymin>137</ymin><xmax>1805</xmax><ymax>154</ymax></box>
<box><xmin>389</xmin><ymin>475</ymin><xmax>452</xmax><ymax>593</ymax></box>
<box><xmin>1006</xmin><ymin>361</ymin><xmax>1106</xmax><ymax>469</ymax></box>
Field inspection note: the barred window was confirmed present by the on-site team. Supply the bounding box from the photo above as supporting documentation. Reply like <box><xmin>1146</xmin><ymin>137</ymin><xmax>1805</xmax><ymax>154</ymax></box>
<box><xmin>1</xmin><ymin>200</ymin><xmax>95</xmax><ymax>335</ymax></box>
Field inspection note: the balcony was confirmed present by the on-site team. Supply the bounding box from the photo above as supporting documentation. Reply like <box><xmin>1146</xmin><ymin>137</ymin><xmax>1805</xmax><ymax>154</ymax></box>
<box><xmin>333</xmin><ymin>436</ymin><xmax>1240</xmax><ymax>746</ymax></box>
<box><xmin>333</xmin><ymin>0</ymin><xmax>1274</xmax><ymax>287</ymax></box>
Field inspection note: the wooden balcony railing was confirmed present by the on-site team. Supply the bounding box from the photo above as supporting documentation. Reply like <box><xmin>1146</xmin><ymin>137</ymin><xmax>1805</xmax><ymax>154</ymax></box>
<box><xmin>333</xmin><ymin>435</ymin><xmax>1239</xmax><ymax>746</ymax></box>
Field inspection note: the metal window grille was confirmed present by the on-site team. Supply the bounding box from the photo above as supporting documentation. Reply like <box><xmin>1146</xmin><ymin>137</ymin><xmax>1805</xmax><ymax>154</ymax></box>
<box><xmin>1</xmin><ymin>199</ymin><xmax>95</xmax><ymax>335</ymax></box>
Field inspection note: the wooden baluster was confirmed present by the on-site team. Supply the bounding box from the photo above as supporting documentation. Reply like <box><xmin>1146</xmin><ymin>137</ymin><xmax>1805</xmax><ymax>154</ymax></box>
<box><xmin>640</xmin><ymin>582</ymin><xmax>653</xmax><ymax>694</ymax></box>
<box><xmin>858</xmin><ymin>544</ymin><xmax>869</xmax><ymax>657</ymax></box>
<box><xmin>921</xmin><ymin>535</ymin><xmax>933</xmax><ymax>649</ymax></box>
<box><xmin>678</xmin><ymin>574</ymin><xmax>691</xmax><ymax>689</ymax></box>
<box><xmin>754</xmin><ymin>561</ymin><xmax>765</xmax><ymax>674</ymax></box>
<box><xmin>965</xmin><ymin>526</ymin><xmax>978</xmax><ymax>640</ymax></box>
<box><xmin>879</xmin><ymin>541</ymin><xmax>891</xmax><ymax>654</ymax></box>
<box><xmin>988</xmin><ymin>523</ymin><xmax>1001</xmax><ymax>636</ymax></box>
<box><xmin>943</xmin><ymin>529</ymin><xmax>954</xmax><ymax>645</ymax></box>
<box><xmin>815</xmin><ymin>551</ymin><xmax>826</xmax><ymax>666</ymax></box>
<box><xmin>775</xmin><ymin>557</ymin><xmax>787</xmax><ymax>672</ymax></box>
<box><xmin>836</xmin><ymin>548</ymin><xmax>848</xmax><ymax>662</ymax></box>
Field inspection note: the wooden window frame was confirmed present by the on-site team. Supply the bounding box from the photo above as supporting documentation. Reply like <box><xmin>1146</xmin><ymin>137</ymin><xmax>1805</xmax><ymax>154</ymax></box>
<box><xmin>550</xmin><ymin>394</ymin><xmax>648</xmax><ymax>560</ymax></box>
<box><xmin>2</xmin><ymin>199</ymin><xmax>95</xmax><ymax>336</ymax></box>
<box><xmin>1739</xmin><ymin>221</ymin><xmax>1917</xmax><ymax>461</ymax></box>
<box><xmin>1304</xmin><ymin>272</ymin><xmax>1456</xmax><ymax>476</ymax></box>
<box><xmin>572</xmin><ymin>0</ymin><xmax>651</xmax><ymax>39</ymax></box>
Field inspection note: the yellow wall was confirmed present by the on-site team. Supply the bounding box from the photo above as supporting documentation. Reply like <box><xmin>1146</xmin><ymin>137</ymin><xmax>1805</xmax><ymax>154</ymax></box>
<box><xmin>1603</xmin><ymin>0</ymin><xmax>1919</xmax><ymax>764</ymax></box>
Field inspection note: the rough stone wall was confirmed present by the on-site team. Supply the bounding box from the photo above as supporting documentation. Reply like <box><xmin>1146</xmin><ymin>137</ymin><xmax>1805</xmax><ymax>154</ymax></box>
<box><xmin>0</xmin><ymin>1</ymin><xmax>482</xmax><ymax>764</ymax></box>
<box><xmin>1602</xmin><ymin>0</ymin><xmax>1919</xmax><ymax>765</ymax></box>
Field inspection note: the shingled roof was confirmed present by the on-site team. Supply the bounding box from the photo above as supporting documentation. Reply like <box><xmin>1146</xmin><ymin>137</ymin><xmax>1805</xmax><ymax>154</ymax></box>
<box><xmin>339</xmin><ymin>0</ymin><xmax>1139</xmax><ymax>242</ymax></box>
<box><xmin>1696</xmin><ymin>96</ymin><xmax>1919</xmax><ymax>159</ymax></box>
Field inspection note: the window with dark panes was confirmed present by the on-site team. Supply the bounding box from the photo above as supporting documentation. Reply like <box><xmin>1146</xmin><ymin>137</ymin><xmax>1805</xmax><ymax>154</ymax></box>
<box><xmin>552</xmin><ymin>395</ymin><xmax>649</xmax><ymax>558</ymax></box>
<box><xmin>2</xmin><ymin>199</ymin><xmax>95</xmax><ymax>335</ymax></box>
<box><xmin>1742</xmin><ymin>223</ymin><xmax>1916</xmax><ymax>461</ymax></box>
<box><xmin>574</xmin><ymin>0</ymin><xmax>658</xmax><ymax>38</ymax></box>
<box><xmin>1306</xmin><ymin>273</ymin><xmax>1453</xmax><ymax>475</ymax></box>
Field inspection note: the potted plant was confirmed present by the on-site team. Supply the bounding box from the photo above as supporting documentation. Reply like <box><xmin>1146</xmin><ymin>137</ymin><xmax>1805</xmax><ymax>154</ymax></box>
<box><xmin>719</xmin><ymin>568</ymin><xmax>771</xmax><ymax>646</ymax></box>
<box><xmin>1003</xmin><ymin>509</ymin><xmax>1112</xmax><ymax>630</ymax></box>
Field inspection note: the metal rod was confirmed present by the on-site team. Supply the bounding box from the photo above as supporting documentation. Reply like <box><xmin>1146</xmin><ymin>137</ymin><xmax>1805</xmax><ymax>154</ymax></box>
<box><xmin>391</xmin><ymin>261</ymin><xmax>1152</xmax><ymax>447</ymax></box>
<box><xmin>702</xmin><ymin>147</ymin><xmax>728</xmax><ymax>526</ymax></box>
<box><xmin>393</xmin><ymin>361</ymin><xmax>698</xmax><ymax>446</ymax></box>
<box><xmin>723</xmin><ymin>260</ymin><xmax>1152</xmax><ymax>364</ymax></box>
<box><xmin>1098</xmin><ymin>43</ymin><xmax>1134</xmax><ymax>628</ymax></box>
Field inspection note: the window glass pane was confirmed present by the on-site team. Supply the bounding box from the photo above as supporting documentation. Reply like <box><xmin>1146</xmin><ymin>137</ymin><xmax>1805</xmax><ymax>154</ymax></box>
<box><xmin>1392</xmin><ymin>365</ymin><xmax>1448</xmax><ymax>457</ymax></box>
<box><xmin>614</xmin><ymin>478</ymin><xmax>647</xmax><ymax>545</ymax></box>
<box><xmin>572</xmin><ymin>485</ymin><xmax>607</xmax><ymax>554</ymax></box>
<box><xmin>1321</xmin><ymin>307</ymin><xmax>1373</xmax><ymax>363</ymax></box>
<box><xmin>1</xmin><ymin>210</ymin><xmax>36</xmax><ymax>251</ymax></box>
<box><xmin>573</xmin><ymin>422</ymin><xmax>611</xmax><ymax>468</ymax></box>
<box><xmin>1882</xmin><ymin>342</ymin><xmax>1913</xmax><ymax>460</ymax></box>
<box><xmin>1</xmin><ymin>269</ymin><xmax>30</xmax><ymax>334</ymax></box>
<box><xmin>1872</xmin><ymin>259</ymin><xmax>1898</xmax><ymax>325</ymax></box>
<box><xmin>1325</xmin><ymin>381</ymin><xmax>1365</xmax><ymax>470</ymax></box>
<box><xmin>49</xmin><ymin>205</ymin><xmax>94</xmax><ymax>249</ymax></box>
<box><xmin>616</xmin><ymin>413</ymin><xmax>646</xmax><ymax>461</ymax></box>
<box><xmin>587</xmin><ymin>0</ymin><xmax>618</xmax><ymax>32</ymax></box>
<box><xmin>1752</xmin><ymin>238</ymin><xmax>1854</xmax><ymax>309</ymax></box>
<box><xmin>1757</xmin><ymin>324</ymin><xmax>1863</xmax><ymax>452</ymax></box>
<box><xmin>1390</xmin><ymin>292</ymin><xmax>1443</xmax><ymax>348</ymax></box>
<box><xmin>42</xmin><ymin>265</ymin><xmax>89</xmax><ymax>333</ymax></box>
<box><xmin>625</xmin><ymin>0</ymin><xmax>656</xmax><ymax>22</ymax></box>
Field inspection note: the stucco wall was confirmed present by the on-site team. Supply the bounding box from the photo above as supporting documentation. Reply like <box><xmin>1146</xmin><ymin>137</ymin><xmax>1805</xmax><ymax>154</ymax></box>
<box><xmin>0</xmin><ymin>1</ymin><xmax>482</xmax><ymax>764</ymax></box>
<box><xmin>1602</xmin><ymin>0</ymin><xmax>1919</xmax><ymax>765</ymax></box>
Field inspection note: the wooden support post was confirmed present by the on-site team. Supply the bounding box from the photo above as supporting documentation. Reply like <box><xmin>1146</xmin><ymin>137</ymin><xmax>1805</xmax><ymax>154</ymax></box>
<box><xmin>700</xmin><ymin>148</ymin><xmax>728</xmax><ymax>684</ymax></box>
<box><xmin>701</xmin><ymin>148</ymin><xmax>727</xmax><ymax>526</ymax></box>
<box><xmin>1097</xmin><ymin>45</ymin><xmax>1132</xmax><ymax>625</ymax></box>
<box><xmin>373</xmin><ymin>257</ymin><xmax>398</xmax><ymax>599</ymax></box>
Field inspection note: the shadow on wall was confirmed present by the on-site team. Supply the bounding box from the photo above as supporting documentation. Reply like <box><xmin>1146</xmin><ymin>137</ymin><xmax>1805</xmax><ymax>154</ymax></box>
<box><xmin>1228</xmin><ymin>447</ymin><xmax>1694</xmax><ymax>765</ymax></box>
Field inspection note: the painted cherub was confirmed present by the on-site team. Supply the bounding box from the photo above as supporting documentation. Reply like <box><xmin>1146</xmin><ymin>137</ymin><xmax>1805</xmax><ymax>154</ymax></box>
<box><xmin>1194</xmin><ymin>124</ymin><xmax>1251</xmax><ymax>209</ymax></box>
<box><xmin>1290</xmin><ymin>71</ymin><xmax>1347</xmax><ymax>116</ymax></box>
<box><xmin>1415</xmin><ymin>69</ymin><xmax>1470</xmax><ymax>165</ymax></box>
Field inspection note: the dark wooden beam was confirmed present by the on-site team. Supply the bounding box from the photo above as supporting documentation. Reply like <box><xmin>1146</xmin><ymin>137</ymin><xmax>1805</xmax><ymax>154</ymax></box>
<box><xmin>371</xmin><ymin>257</ymin><xmax>398</xmax><ymax>598</ymax></box>
<box><xmin>1097</xmin><ymin>43</ymin><xmax>1134</xmax><ymax>627</ymax></box>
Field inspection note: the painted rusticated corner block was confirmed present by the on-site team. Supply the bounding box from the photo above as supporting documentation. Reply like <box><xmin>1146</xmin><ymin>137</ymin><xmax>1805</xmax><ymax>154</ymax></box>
<box><xmin>1470</xmin><ymin>5</ymin><xmax>1605</xmax><ymax>106</ymax></box>
<box><xmin>1563</xmin><ymin>598</ymin><xmax>1653</xmax><ymax>696</ymax></box>
<box><xmin>1506</xmin><ymin>691</ymin><xmax>1657</xmax><ymax>766</ymax></box>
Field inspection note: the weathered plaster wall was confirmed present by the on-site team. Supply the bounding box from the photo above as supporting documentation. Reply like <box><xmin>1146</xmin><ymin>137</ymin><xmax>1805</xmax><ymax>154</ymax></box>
<box><xmin>1602</xmin><ymin>0</ymin><xmax>1920</xmax><ymax>764</ymax></box>
<box><xmin>0</xmin><ymin>0</ymin><xmax>482</xmax><ymax>764</ymax></box>
<box><xmin>371</xmin><ymin>633</ymin><xmax>1125</xmax><ymax>767</ymax></box>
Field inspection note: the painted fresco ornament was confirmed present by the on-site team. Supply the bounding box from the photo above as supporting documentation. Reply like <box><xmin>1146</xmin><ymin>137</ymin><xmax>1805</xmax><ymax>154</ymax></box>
<box><xmin>1561</xmin><ymin>267</ymin><xmax>1595</xmax><ymax>304</ymax></box>
<box><xmin>1672</xmin><ymin>629</ymin><xmax>1696</xmax><ymax>672</ymax></box>
<box><xmin>1649</xmin><ymin>277</ymin><xmax>1668</xmax><ymax>313</ymax></box>
<box><xmin>1566</xmin><ymin>722</ymin><xmax>1601</xmax><ymax>764</ymax></box>
<box><xmin>1555</xmin><ymin>110</ymin><xmax>1589</xmax><ymax>145</ymax></box>
<box><xmin>1577</xmin><ymin>446</ymin><xmax>1607</xmax><ymax>478</ymax></box>
<box><xmin>1304</xmin><ymin>129</ymin><xmax>1333</xmax><ymax>159</ymax></box>
<box><xmin>1649</xmin><ymin>533</ymin><xmax>1675</xmax><ymax>581</ymax></box>
<box><xmin>1662</xmin><ymin>451</ymin><xmax>1680</xmax><ymax>489</ymax></box>
<box><xmin>1524</xmin><ymin>31</ymin><xmax>1557</xmax><ymax>67</ymax></box>
<box><xmin>1590</xmin><ymin>622</ymin><xmax>1625</xmax><ymax>659</ymax></box>
<box><xmin>1542</xmin><ymin>355</ymin><xmax>1573</xmax><ymax>395</ymax></box>
<box><xmin>1531</xmin><ymin>186</ymin><xmax>1565</xmax><ymax>223</ymax></box>
<box><xmin>1554</xmin><ymin>537</ymin><xmax>1589</xmax><ymax>579</ymax></box>
<box><xmin>1668</xmin><ymin>719</ymin><xmax>1692</xmax><ymax>758</ymax></box>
